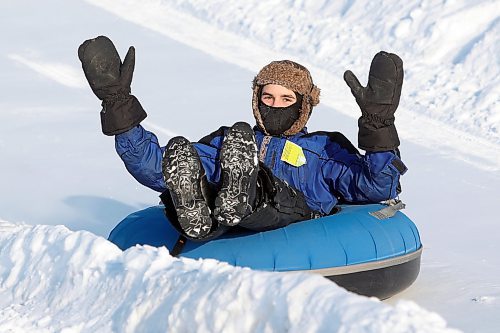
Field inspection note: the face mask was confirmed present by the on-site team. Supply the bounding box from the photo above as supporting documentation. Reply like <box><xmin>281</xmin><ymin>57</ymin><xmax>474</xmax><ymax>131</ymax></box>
<box><xmin>258</xmin><ymin>97</ymin><xmax>302</xmax><ymax>135</ymax></box>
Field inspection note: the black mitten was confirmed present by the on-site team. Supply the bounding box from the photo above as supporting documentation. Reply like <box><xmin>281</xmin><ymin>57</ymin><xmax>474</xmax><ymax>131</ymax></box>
<box><xmin>344</xmin><ymin>51</ymin><xmax>403</xmax><ymax>152</ymax></box>
<box><xmin>78</xmin><ymin>36</ymin><xmax>146</xmax><ymax>136</ymax></box>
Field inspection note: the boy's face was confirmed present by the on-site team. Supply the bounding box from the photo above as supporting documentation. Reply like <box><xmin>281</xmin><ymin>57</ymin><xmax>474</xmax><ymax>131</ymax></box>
<box><xmin>260</xmin><ymin>84</ymin><xmax>297</xmax><ymax>108</ymax></box>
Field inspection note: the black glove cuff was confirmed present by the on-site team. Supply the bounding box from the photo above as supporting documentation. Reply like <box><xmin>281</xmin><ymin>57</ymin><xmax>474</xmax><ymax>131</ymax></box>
<box><xmin>100</xmin><ymin>95</ymin><xmax>147</xmax><ymax>136</ymax></box>
<box><xmin>358</xmin><ymin>119</ymin><xmax>400</xmax><ymax>152</ymax></box>
<box><xmin>360</xmin><ymin>112</ymin><xmax>395</xmax><ymax>127</ymax></box>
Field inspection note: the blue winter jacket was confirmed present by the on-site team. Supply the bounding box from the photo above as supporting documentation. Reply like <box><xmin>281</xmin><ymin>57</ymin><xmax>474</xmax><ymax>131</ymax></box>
<box><xmin>115</xmin><ymin>125</ymin><xmax>406</xmax><ymax>215</ymax></box>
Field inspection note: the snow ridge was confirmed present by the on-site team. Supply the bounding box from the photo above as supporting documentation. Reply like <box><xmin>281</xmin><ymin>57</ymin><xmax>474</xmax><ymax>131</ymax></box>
<box><xmin>0</xmin><ymin>221</ymin><xmax>459</xmax><ymax>332</ymax></box>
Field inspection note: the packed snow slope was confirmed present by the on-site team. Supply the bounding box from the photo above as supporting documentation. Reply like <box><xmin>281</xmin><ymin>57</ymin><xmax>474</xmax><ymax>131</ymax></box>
<box><xmin>0</xmin><ymin>0</ymin><xmax>499</xmax><ymax>332</ymax></box>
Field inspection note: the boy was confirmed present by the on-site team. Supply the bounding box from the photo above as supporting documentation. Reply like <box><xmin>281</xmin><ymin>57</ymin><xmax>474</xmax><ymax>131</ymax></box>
<box><xmin>79</xmin><ymin>36</ymin><xmax>407</xmax><ymax>240</ymax></box>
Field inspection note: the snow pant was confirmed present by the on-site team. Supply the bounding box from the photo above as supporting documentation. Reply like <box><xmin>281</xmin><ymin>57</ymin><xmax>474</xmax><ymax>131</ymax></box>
<box><xmin>160</xmin><ymin>162</ymin><xmax>318</xmax><ymax>242</ymax></box>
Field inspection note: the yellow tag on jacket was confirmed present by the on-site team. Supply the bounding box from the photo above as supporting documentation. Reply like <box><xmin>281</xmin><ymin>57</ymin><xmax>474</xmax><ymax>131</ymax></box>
<box><xmin>281</xmin><ymin>140</ymin><xmax>307</xmax><ymax>167</ymax></box>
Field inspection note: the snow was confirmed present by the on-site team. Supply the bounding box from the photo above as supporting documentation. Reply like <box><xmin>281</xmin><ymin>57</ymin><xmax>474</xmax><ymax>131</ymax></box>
<box><xmin>0</xmin><ymin>0</ymin><xmax>498</xmax><ymax>332</ymax></box>
<box><xmin>0</xmin><ymin>221</ymin><xmax>455</xmax><ymax>333</ymax></box>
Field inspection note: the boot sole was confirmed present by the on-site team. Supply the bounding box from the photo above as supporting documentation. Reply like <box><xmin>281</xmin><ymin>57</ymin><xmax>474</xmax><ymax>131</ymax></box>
<box><xmin>214</xmin><ymin>122</ymin><xmax>258</xmax><ymax>226</ymax></box>
<box><xmin>163</xmin><ymin>137</ymin><xmax>212</xmax><ymax>238</ymax></box>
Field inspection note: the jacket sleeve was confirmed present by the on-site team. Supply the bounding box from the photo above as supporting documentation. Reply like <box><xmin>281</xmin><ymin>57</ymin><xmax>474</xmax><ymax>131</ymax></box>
<box><xmin>115</xmin><ymin>125</ymin><xmax>167</xmax><ymax>192</ymax></box>
<box><xmin>114</xmin><ymin>125</ymin><xmax>225</xmax><ymax>193</ymax></box>
<box><xmin>321</xmin><ymin>143</ymin><xmax>407</xmax><ymax>203</ymax></box>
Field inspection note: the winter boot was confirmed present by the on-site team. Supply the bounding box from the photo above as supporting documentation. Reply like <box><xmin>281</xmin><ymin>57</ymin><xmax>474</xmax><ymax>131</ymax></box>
<box><xmin>214</xmin><ymin>122</ymin><xmax>259</xmax><ymax>226</ymax></box>
<box><xmin>162</xmin><ymin>136</ymin><xmax>213</xmax><ymax>239</ymax></box>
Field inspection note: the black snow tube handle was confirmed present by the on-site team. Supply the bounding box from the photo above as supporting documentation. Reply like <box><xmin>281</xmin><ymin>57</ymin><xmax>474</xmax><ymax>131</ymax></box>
<box><xmin>170</xmin><ymin>235</ymin><xmax>187</xmax><ymax>257</ymax></box>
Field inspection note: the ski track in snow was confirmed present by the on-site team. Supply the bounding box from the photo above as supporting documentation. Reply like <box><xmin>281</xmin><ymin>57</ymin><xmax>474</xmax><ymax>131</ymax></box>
<box><xmin>83</xmin><ymin>0</ymin><xmax>500</xmax><ymax>172</ymax></box>
<box><xmin>0</xmin><ymin>220</ymin><xmax>459</xmax><ymax>333</ymax></box>
<box><xmin>8</xmin><ymin>54</ymin><xmax>87</xmax><ymax>89</ymax></box>
<box><xmin>142</xmin><ymin>120</ymin><xmax>184</xmax><ymax>140</ymax></box>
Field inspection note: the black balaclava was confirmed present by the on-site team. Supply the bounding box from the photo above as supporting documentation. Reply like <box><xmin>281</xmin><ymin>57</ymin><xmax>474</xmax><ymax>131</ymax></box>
<box><xmin>258</xmin><ymin>94</ymin><xmax>303</xmax><ymax>136</ymax></box>
<box><xmin>252</xmin><ymin>60</ymin><xmax>320</xmax><ymax>136</ymax></box>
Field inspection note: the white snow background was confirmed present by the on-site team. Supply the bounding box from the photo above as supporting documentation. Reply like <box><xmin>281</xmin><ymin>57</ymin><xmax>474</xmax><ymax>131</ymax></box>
<box><xmin>1</xmin><ymin>0</ymin><xmax>499</xmax><ymax>332</ymax></box>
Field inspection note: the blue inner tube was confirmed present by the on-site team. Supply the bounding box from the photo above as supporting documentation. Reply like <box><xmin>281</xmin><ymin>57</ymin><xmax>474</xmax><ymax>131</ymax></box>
<box><xmin>109</xmin><ymin>203</ymin><xmax>422</xmax><ymax>299</ymax></box>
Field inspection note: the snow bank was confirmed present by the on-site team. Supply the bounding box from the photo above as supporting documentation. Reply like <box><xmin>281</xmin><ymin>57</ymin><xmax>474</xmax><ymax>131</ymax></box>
<box><xmin>0</xmin><ymin>220</ymin><xmax>459</xmax><ymax>332</ymax></box>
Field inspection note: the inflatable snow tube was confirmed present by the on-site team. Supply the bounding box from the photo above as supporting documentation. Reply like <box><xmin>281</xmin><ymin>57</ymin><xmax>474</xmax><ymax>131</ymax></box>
<box><xmin>108</xmin><ymin>203</ymin><xmax>422</xmax><ymax>299</ymax></box>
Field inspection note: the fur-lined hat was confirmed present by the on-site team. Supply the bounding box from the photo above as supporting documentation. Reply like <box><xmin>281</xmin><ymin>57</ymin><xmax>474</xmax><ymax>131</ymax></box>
<box><xmin>252</xmin><ymin>60</ymin><xmax>320</xmax><ymax>136</ymax></box>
